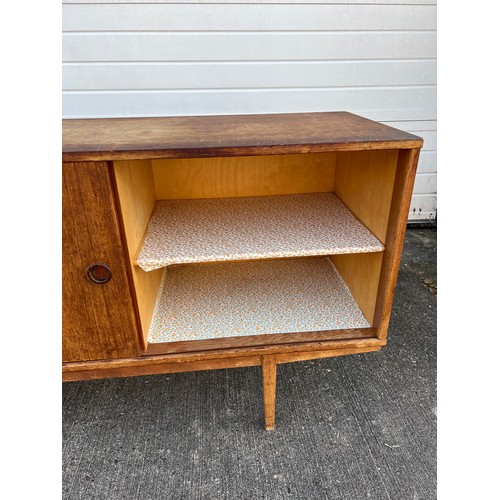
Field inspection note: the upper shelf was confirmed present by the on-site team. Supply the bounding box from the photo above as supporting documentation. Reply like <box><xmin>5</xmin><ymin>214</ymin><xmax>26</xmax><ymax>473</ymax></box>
<box><xmin>62</xmin><ymin>112</ymin><xmax>423</xmax><ymax>161</ymax></box>
<box><xmin>136</xmin><ymin>192</ymin><xmax>384</xmax><ymax>272</ymax></box>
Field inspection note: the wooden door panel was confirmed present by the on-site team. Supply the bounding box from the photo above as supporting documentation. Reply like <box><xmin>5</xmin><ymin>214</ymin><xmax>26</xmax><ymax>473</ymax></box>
<box><xmin>63</xmin><ymin>161</ymin><xmax>141</xmax><ymax>362</ymax></box>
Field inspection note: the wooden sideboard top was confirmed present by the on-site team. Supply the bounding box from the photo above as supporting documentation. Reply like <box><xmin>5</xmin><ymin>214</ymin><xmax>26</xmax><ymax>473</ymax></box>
<box><xmin>62</xmin><ymin>111</ymin><xmax>423</xmax><ymax>162</ymax></box>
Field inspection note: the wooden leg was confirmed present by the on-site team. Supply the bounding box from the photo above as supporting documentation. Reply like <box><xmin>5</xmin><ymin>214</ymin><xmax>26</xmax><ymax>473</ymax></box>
<box><xmin>261</xmin><ymin>355</ymin><xmax>277</xmax><ymax>430</ymax></box>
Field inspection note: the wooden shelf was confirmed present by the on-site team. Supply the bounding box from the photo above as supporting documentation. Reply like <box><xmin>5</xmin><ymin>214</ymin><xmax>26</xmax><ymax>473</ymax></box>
<box><xmin>136</xmin><ymin>192</ymin><xmax>384</xmax><ymax>272</ymax></box>
<box><xmin>148</xmin><ymin>257</ymin><xmax>370</xmax><ymax>344</ymax></box>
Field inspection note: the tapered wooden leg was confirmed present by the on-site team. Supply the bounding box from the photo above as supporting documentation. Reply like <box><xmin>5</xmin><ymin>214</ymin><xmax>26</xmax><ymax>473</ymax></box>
<box><xmin>261</xmin><ymin>355</ymin><xmax>277</xmax><ymax>430</ymax></box>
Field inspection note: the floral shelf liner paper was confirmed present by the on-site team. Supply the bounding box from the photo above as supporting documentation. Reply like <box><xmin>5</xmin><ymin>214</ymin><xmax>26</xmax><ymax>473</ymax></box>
<box><xmin>148</xmin><ymin>257</ymin><xmax>370</xmax><ymax>343</ymax></box>
<box><xmin>137</xmin><ymin>192</ymin><xmax>384</xmax><ymax>272</ymax></box>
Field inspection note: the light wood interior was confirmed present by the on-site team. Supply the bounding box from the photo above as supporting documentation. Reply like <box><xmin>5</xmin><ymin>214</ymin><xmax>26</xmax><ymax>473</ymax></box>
<box><xmin>330</xmin><ymin>252</ymin><xmax>383</xmax><ymax>325</ymax></box>
<box><xmin>113</xmin><ymin>151</ymin><xmax>398</xmax><ymax>344</ymax></box>
<box><xmin>334</xmin><ymin>150</ymin><xmax>398</xmax><ymax>243</ymax></box>
<box><xmin>151</xmin><ymin>152</ymin><xmax>337</xmax><ymax>200</ymax></box>
<box><xmin>113</xmin><ymin>159</ymin><xmax>163</xmax><ymax>346</ymax></box>
<box><xmin>330</xmin><ymin>150</ymin><xmax>398</xmax><ymax>326</ymax></box>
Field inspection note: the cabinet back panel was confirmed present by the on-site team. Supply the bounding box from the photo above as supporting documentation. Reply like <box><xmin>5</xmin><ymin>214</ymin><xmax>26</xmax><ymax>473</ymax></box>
<box><xmin>334</xmin><ymin>150</ymin><xmax>398</xmax><ymax>243</ymax></box>
<box><xmin>152</xmin><ymin>153</ymin><xmax>336</xmax><ymax>200</ymax></box>
<box><xmin>113</xmin><ymin>159</ymin><xmax>163</xmax><ymax>347</ymax></box>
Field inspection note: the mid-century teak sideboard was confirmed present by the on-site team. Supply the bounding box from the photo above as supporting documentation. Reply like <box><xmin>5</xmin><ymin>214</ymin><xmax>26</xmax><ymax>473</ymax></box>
<box><xmin>62</xmin><ymin>112</ymin><xmax>422</xmax><ymax>430</ymax></box>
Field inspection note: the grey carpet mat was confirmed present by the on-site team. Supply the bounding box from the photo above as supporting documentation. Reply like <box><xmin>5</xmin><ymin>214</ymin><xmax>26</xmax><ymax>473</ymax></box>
<box><xmin>62</xmin><ymin>228</ymin><xmax>437</xmax><ymax>500</ymax></box>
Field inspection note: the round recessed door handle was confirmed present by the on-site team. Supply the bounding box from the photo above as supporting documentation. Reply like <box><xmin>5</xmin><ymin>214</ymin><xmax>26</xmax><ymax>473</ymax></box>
<box><xmin>86</xmin><ymin>263</ymin><xmax>112</xmax><ymax>284</ymax></box>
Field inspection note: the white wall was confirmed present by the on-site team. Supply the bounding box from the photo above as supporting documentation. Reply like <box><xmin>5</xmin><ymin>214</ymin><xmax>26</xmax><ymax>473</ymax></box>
<box><xmin>62</xmin><ymin>0</ymin><xmax>437</xmax><ymax>222</ymax></box>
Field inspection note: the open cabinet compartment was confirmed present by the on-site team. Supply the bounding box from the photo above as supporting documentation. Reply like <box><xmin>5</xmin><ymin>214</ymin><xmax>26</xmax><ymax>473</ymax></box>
<box><xmin>113</xmin><ymin>148</ymin><xmax>400</xmax><ymax>354</ymax></box>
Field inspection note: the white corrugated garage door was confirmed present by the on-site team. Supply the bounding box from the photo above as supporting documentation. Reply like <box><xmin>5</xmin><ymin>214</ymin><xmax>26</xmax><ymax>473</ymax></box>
<box><xmin>62</xmin><ymin>0</ymin><xmax>437</xmax><ymax>222</ymax></box>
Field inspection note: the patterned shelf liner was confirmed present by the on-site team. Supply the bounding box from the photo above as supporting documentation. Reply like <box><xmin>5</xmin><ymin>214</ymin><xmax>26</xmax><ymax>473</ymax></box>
<box><xmin>136</xmin><ymin>192</ymin><xmax>384</xmax><ymax>272</ymax></box>
<box><xmin>148</xmin><ymin>257</ymin><xmax>370</xmax><ymax>343</ymax></box>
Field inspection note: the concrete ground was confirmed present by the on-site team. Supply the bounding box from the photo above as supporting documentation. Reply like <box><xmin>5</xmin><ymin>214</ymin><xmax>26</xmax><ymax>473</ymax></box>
<box><xmin>62</xmin><ymin>227</ymin><xmax>437</xmax><ymax>500</ymax></box>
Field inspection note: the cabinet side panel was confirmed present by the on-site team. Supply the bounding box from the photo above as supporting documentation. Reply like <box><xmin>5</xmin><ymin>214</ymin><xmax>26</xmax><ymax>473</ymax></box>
<box><xmin>152</xmin><ymin>152</ymin><xmax>336</xmax><ymax>199</ymax></box>
<box><xmin>62</xmin><ymin>162</ymin><xmax>141</xmax><ymax>362</ymax></box>
<box><xmin>373</xmin><ymin>148</ymin><xmax>420</xmax><ymax>340</ymax></box>
<box><xmin>330</xmin><ymin>252</ymin><xmax>383</xmax><ymax>326</ymax></box>
<box><xmin>113</xmin><ymin>160</ymin><xmax>163</xmax><ymax>347</ymax></box>
<box><xmin>334</xmin><ymin>150</ymin><xmax>398</xmax><ymax>243</ymax></box>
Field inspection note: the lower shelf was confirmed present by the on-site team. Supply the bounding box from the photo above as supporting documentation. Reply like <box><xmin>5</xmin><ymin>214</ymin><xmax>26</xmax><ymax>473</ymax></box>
<box><xmin>148</xmin><ymin>257</ymin><xmax>370</xmax><ymax>344</ymax></box>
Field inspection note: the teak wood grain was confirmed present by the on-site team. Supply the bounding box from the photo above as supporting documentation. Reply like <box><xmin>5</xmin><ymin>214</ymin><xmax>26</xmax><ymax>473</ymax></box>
<box><xmin>63</xmin><ymin>337</ymin><xmax>385</xmax><ymax>374</ymax></box>
<box><xmin>275</xmin><ymin>346</ymin><xmax>380</xmax><ymax>364</ymax></box>
<box><xmin>62</xmin><ymin>162</ymin><xmax>141</xmax><ymax>361</ymax></box>
<box><xmin>374</xmin><ymin>148</ymin><xmax>421</xmax><ymax>340</ymax></box>
<box><xmin>147</xmin><ymin>328</ymin><xmax>377</xmax><ymax>354</ymax></box>
<box><xmin>62</xmin><ymin>356</ymin><xmax>262</xmax><ymax>382</ymax></box>
<box><xmin>62</xmin><ymin>344</ymin><xmax>381</xmax><ymax>382</ymax></box>
<box><xmin>62</xmin><ymin>112</ymin><xmax>423</xmax><ymax>162</ymax></box>
<box><xmin>262</xmin><ymin>355</ymin><xmax>277</xmax><ymax>430</ymax></box>
<box><xmin>145</xmin><ymin>328</ymin><xmax>376</xmax><ymax>355</ymax></box>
